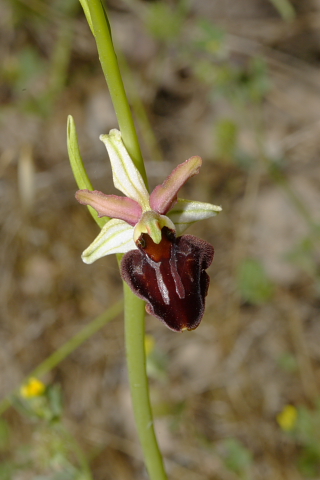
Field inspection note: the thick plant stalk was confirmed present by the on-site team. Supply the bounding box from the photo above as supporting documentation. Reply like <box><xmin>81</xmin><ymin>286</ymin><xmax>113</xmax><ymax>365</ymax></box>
<box><xmin>76</xmin><ymin>1</ymin><xmax>168</xmax><ymax>478</ymax></box>
<box><xmin>84</xmin><ymin>0</ymin><xmax>148</xmax><ymax>187</ymax></box>
<box><xmin>124</xmin><ymin>283</ymin><xmax>167</xmax><ymax>480</ymax></box>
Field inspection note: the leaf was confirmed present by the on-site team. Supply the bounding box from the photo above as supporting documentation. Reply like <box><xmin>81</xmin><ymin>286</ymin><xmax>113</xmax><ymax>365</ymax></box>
<box><xmin>267</xmin><ymin>0</ymin><xmax>295</xmax><ymax>21</ymax></box>
<box><xmin>237</xmin><ymin>258</ymin><xmax>274</xmax><ymax>305</ymax></box>
<box><xmin>78</xmin><ymin>0</ymin><xmax>94</xmax><ymax>34</ymax></box>
<box><xmin>67</xmin><ymin>115</ymin><xmax>107</xmax><ymax>229</ymax></box>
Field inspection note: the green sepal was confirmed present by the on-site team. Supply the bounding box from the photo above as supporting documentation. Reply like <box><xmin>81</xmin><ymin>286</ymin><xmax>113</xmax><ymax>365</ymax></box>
<box><xmin>67</xmin><ymin>115</ymin><xmax>107</xmax><ymax>229</ymax></box>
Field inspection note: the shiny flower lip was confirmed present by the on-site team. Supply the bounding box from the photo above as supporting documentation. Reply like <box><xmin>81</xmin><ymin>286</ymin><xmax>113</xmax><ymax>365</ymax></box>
<box><xmin>75</xmin><ymin>129</ymin><xmax>222</xmax><ymax>331</ymax></box>
<box><xmin>121</xmin><ymin>227</ymin><xmax>214</xmax><ymax>332</ymax></box>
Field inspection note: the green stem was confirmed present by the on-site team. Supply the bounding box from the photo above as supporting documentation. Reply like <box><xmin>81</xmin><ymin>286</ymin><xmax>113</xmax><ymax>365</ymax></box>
<box><xmin>77</xmin><ymin>2</ymin><xmax>167</xmax><ymax>479</ymax></box>
<box><xmin>118</xmin><ymin>52</ymin><xmax>163</xmax><ymax>163</ymax></box>
<box><xmin>124</xmin><ymin>283</ymin><xmax>167</xmax><ymax>480</ymax></box>
<box><xmin>85</xmin><ymin>0</ymin><xmax>148</xmax><ymax>187</ymax></box>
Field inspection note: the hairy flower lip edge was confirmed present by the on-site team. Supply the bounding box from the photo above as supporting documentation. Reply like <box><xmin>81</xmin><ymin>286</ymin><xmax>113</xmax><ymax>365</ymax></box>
<box><xmin>120</xmin><ymin>232</ymin><xmax>214</xmax><ymax>332</ymax></box>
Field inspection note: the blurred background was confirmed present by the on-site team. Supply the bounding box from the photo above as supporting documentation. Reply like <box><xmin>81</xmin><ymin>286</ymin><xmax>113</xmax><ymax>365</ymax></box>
<box><xmin>1</xmin><ymin>0</ymin><xmax>320</xmax><ymax>479</ymax></box>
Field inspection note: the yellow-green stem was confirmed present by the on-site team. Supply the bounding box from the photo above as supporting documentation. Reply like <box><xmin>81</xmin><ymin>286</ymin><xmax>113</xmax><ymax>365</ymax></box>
<box><xmin>124</xmin><ymin>283</ymin><xmax>167</xmax><ymax>480</ymax></box>
<box><xmin>77</xmin><ymin>2</ymin><xmax>167</xmax><ymax>478</ymax></box>
<box><xmin>85</xmin><ymin>0</ymin><xmax>148</xmax><ymax>187</ymax></box>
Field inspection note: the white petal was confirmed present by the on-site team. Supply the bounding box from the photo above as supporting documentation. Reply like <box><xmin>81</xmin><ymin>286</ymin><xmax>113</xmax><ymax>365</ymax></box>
<box><xmin>100</xmin><ymin>130</ymin><xmax>150</xmax><ymax>210</ymax></box>
<box><xmin>168</xmin><ymin>198</ymin><xmax>222</xmax><ymax>235</ymax></box>
<box><xmin>81</xmin><ymin>219</ymin><xmax>137</xmax><ymax>264</ymax></box>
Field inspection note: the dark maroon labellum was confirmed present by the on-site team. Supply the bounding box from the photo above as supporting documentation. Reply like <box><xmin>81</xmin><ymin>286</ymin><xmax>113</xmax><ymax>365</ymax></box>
<box><xmin>121</xmin><ymin>227</ymin><xmax>214</xmax><ymax>332</ymax></box>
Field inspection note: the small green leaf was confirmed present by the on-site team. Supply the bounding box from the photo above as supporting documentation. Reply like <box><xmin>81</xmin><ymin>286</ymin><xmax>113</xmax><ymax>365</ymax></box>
<box><xmin>0</xmin><ymin>418</ymin><xmax>10</xmax><ymax>451</ymax></box>
<box><xmin>0</xmin><ymin>461</ymin><xmax>15</xmax><ymax>480</ymax></box>
<box><xmin>47</xmin><ymin>384</ymin><xmax>63</xmax><ymax>421</ymax></box>
<box><xmin>222</xmin><ymin>438</ymin><xmax>253</xmax><ymax>475</ymax></box>
<box><xmin>195</xmin><ymin>19</ymin><xmax>225</xmax><ymax>55</ymax></box>
<box><xmin>268</xmin><ymin>0</ymin><xmax>296</xmax><ymax>21</ymax></box>
<box><xmin>67</xmin><ymin>115</ymin><xmax>107</xmax><ymax>229</ymax></box>
<box><xmin>215</xmin><ymin>119</ymin><xmax>238</xmax><ymax>160</ymax></box>
<box><xmin>146</xmin><ymin>2</ymin><xmax>185</xmax><ymax>40</ymax></box>
<box><xmin>237</xmin><ymin>258</ymin><xmax>274</xmax><ymax>305</ymax></box>
<box><xmin>278</xmin><ymin>352</ymin><xmax>298</xmax><ymax>373</ymax></box>
<box><xmin>79</xmin><ymin>0</ymin><xmax>94</xmax><ymax>34</ymax></box>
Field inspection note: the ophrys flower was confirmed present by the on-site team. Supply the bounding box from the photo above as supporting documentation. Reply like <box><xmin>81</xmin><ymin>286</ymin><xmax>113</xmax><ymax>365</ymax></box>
<box><xmin>76</xmin><ymin>129</ymin><xmax>221</xmax><ymax>331</ymax></box>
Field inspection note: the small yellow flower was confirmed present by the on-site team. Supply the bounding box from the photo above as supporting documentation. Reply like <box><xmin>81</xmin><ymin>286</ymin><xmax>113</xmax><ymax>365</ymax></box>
<box><xmin>144</xmin><ymin>334</ymin><xmax>155</xmax><ymax>357</ymax></box>
<box><xmin>20</xmin><ymin>377</ymin><xmax>45</xmax><ymax>398</ymax></box>
<box><xmin>277</xmin><ymin>405</ymin><xmax>297</xmax><ymax>431</ymax></box>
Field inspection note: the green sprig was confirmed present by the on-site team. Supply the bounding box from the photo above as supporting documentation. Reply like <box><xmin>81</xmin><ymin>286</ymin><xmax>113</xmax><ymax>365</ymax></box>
<box><xmin>68</xmin><ymin>1</ymin><xmax>168</xmax><ymax>479</ymax></box>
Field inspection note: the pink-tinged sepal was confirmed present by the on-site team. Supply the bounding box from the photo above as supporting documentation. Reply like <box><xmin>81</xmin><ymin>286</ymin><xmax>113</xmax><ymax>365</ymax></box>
<box><xmin>149</xmin><ymin>156</ymin><xmax>202</xmax><ymax>215</ymax></box>
<box><xmin>121</xmin><ymin>227</ymin><xmax>214</xmax><ymax>332</ymax></box>
<box><xmin>75</xmin><ymin>189</ymin><xmax>142</xmax><ymax>226</ymax></box>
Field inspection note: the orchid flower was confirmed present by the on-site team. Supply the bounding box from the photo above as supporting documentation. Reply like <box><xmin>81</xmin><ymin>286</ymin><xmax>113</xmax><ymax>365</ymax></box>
<box><xmin>76</xmin><ymin>129</ymin><xmax>221</xmax><ymax>332</ymax></box>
